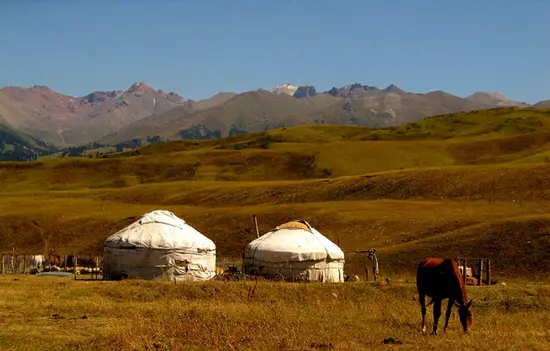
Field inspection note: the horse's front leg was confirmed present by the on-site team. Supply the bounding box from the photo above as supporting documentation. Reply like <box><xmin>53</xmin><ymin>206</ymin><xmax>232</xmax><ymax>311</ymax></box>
<box><xmin>431</xmin><ymin>299</ymin><xmax>442</xmax><ymax>336</ymax></box>
<box><xmin>443</xmin><ymin>298</ymin><xmax>454</xmax><ymax>332</ymax></box>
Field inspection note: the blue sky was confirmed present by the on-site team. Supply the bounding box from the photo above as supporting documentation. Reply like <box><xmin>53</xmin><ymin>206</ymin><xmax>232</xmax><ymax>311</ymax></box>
<box><xmin>1</xmin><ymin>0</ymin><xmax>548</xmax><ymax>103</ymax></box>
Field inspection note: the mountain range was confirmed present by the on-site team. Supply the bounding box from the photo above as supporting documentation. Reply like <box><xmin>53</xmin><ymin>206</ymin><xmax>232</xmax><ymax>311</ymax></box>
<box><xmin>0</xmin><ymin>81</ymin><xmax>547</xmax><ymax>159</ymax></box>
<box><xmin>534</xmin><ymin>100</ymin><xmax>550</xmax><ymax>108</ymax></box>
<box><xmin>0</xmin><ymin>82</ymin><xmax>186</xmax><ymax>146</ymax></box>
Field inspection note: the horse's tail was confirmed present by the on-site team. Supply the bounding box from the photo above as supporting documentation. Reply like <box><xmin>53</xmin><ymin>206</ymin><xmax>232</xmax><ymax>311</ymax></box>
<box><xmin>416</xmin><ymin>259</ymin><xmax>427</xmax><ymax>279</ymax></box>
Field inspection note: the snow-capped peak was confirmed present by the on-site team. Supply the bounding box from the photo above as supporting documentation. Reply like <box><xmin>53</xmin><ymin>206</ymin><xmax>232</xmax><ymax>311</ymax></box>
<box><xmin>271</xmin><ymin>83</ymin><xmax>299</xmax><ymax>96</ymax></box>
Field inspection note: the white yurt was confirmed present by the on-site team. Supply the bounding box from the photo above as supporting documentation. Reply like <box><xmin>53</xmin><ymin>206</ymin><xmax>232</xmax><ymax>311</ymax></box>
<box><xmin>243</xmin><ymin>220</ymin><xmax>345</xmax><ymax>282</ymax></box>
<box><xmin>103</xmin><ymin>210</ymin><xmax>216</xmax><ymax>281</ymax></box>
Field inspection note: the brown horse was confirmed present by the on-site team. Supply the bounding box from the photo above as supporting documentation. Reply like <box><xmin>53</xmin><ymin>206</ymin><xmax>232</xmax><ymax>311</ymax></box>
<box><xmin>416</xmin><ymin>257</ymin><xmax>472</xmax><ymax>335</ymax></box>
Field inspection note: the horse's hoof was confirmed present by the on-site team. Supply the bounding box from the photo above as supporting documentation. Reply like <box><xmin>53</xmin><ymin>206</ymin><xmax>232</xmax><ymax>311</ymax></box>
<box><xmin>430</xmin><ymin>331</ymin><xmax>438</xmax><ymax>336</ymax></box>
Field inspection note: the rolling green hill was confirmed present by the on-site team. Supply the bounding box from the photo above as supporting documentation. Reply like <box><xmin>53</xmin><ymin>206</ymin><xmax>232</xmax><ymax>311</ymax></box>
<box><xmin>0</xmin><ymin>123</ymin><xmax>49</xmax><ymax>161</ymax></box>
<box><xmin>2</xmin><ymin>107</ymin><xmax>550</xmax><ymax>279</ymax></box>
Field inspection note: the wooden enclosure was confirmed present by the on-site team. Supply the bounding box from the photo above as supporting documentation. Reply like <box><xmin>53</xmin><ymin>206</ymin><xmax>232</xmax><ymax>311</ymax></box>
<box><xmin>456</xmin><ymin>256</ymin><xmax>492</xmax><ymax>286</ymax></box>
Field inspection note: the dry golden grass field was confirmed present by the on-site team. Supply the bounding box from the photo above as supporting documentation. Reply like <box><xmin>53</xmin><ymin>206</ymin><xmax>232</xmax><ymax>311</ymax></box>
<box><xmin>0</xmin><ymin>276</ymin><xmax>549</xmax><ymax>351</ymax></box>
<box><xmin>1</xmin><ymin>107</ymin><xmax>550</xmax><ymax>349</ymax></box>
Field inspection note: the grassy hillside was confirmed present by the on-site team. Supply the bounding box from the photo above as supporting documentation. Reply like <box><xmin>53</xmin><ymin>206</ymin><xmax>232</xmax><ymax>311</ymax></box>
<box><xmin>3</xmin><ymin>107</ymin><xmax>550</xmax><ymax>188</ymax></box>
<box><xmin>1</xmin><ymin>276</ymin><xmax>549</xmax><ymax>351</ymax></box>
<box><xmin>3</xmin><ymin>107</ymin><xmax>550</xmax><ymax>279</ymax></box>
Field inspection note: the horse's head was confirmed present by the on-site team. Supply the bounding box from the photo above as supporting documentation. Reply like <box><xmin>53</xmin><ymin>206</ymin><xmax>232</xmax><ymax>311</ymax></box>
<box><xmin>456</xmin><ymin>300</ymin><xmax>473</xmax><ymax>331</ymax></box>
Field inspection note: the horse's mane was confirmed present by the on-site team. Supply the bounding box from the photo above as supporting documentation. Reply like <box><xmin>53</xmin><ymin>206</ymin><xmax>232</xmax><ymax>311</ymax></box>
<box><xmin>447</xmin><ymin>258</ymin><xmax>469</xmax><ymax>305</ymax></box>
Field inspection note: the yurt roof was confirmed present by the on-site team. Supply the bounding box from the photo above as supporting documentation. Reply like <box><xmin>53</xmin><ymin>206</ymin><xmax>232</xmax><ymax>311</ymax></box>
<box><xmin>245</xmin><ymin>220</ymin><xmax>344</xmax><ymax>263</ymax></box>
<box><xmin>104</xmin><ymin>210</ymin><xmax>215</xmax><ymax>250</ymax></box>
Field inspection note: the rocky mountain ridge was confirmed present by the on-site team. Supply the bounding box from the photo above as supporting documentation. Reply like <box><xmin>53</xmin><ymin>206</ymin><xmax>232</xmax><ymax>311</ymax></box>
<box><xmin>0</xmin><ymin>82</ymin><xmax>187</xmax><ymax>146</ymax></box>
<box><xmin>465</xmin><ymin>91</ymin><xmax>529</xmax><ymax>107</ymax></box>
<box><xmin>0</xmin><ymin>80</ymin><xmax>547</xmax><ymax>150</ymax></box>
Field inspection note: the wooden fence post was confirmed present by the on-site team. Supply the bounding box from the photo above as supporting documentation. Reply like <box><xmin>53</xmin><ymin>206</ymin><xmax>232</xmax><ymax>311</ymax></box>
<box><xmin>1</xmin><ymin>255</ymin><xmax>4</xmax><ymax>275</ymax></box>
<box><xmin>11</xmin><ymin>248</ymin><xmax>15</xmax><ymax>274</ymax></box>
<box><xmin>462</xmin><ymin>258</ymin><xmax>467</xmax><ymax>284</ymax></box>
<box><xmin>23</xmin><ymin>255</ymin><xmax>27</xmax><ymax>274</ymax></box>
<box><xmin>253</xmin><ymin>215</ymin><xmax>260</xmax><ymax>238</ymax></box>
<box><xmin>73</xmin><ymin>253</ymin><xmax>77</xmax><ymax>279</ymax></box>
<box><xmin>364</xmin><ymin>264</ymin><xmax>369</xmax><ymax>281</ymax></box>
<box><xmin>486</xmin><ymin>258</ymin><xmax>491</xmax><ymax>285</ymax></box>
<box><xmin>478</xmin><ymin>258</ymin><xmax>483</xmax><ymax>286</ymax></box>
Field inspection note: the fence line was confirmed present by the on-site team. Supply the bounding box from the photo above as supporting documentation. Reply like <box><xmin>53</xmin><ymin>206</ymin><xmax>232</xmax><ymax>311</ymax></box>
<box><xmin>1</xmin><ymin>253</ymin><xmax>103</xmax><ymax>277</ymax></box>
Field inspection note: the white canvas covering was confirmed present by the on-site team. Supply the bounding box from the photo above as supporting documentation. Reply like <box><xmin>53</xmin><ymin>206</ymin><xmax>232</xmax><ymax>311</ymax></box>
<box><xmin>103</xmin><ymin>210</ymin><xmax>216</xmax><ymax>281</ymax></box>
<box><xmin>243</xmin><ymin>220</ymin><xmax>345</xmax><ymax>282</ymax></box>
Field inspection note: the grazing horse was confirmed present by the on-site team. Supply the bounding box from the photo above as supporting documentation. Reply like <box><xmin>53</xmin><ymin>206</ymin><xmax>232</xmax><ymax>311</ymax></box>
<box><xmin>416</xmin><ymin>257</ymin><xmax>472</xmax><ymax>335</ymax></box>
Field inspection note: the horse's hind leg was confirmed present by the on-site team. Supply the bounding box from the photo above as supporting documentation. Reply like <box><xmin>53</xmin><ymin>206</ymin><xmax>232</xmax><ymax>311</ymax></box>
<box><xmin>419</xmin><ymin>293</ymin><xmax>427</xmax><ymax>332</ymax></box>
<box><xmin>431</xmin><ymin>299</ymin><xmax>442</xmax><ymax>336</ymax></box>
<box><xmin>443</xmin><ymin>298</ymin><xmax>454</xmax><ymax>332</ymax></box>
